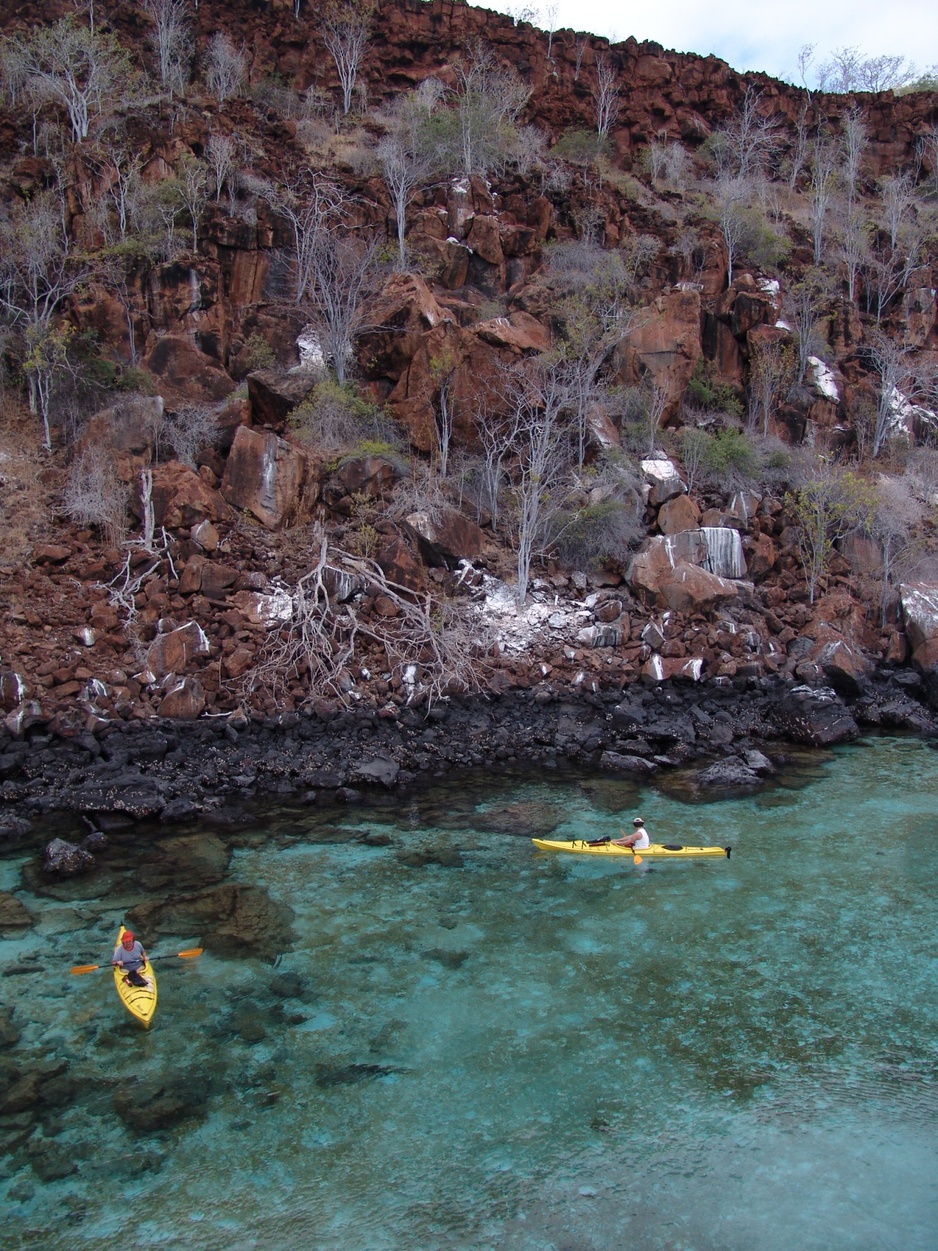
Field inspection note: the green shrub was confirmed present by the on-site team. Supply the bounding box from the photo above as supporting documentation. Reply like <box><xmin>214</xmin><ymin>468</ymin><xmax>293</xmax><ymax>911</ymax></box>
<box><xmin>684</xmin><ymin>359</ymin><xmax>744</xmax><ymax>420</ymax></box>
<box><xmin>702</xmin><ymin>428</ymin><xmax>759</xmax><ymax>484</ymax></box>
<box><xmin>553</xmin><ymin>129</ymin><xmax>608</xmax><ymax>166</ymax></box>
<box><xmin>243</xmin><ymin>333</ymin><xmax>276</xmax><ymax>371</ymax></box>
<box><xmin>290</xmin><ymin>380</ymin><xmax>401</xmax><ymax>458</ymax></box>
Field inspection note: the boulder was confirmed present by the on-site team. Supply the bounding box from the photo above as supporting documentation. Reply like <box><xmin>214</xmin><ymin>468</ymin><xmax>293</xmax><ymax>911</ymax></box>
<box><xmin>359</xmin><ymin>273</ymin><xmax>452</xmax><ymax>380</ymax></box>
<box><xmin>693</xmin><ymin>758</ymin><xmax>763</xmax><ymax>790</ymax></box>
<box><xmin>743</xmin><ymin>532</ymin><xmax>778</xmax><ymax>580</ymax></box>
<box><xmin>772</xmin><ymin>686</ymin><xmax>859</xmax><ymax>746</ymax></box>
<box><xmin>640</xmin><ymin>458</ymin><xmax>685</xmax><ymax>507</ymax></box>
<box><xmin>79</xmin><ymin>396</ymin><xmax>165</xmax><ymax>481</ymax></box>
<box><xmin>230</xmin><ymin>588</ymin><xmax>293</xmax><ymax>626</ymax></box>
<box><xmin>403</xmin><ymin>508</ymin><xmax>485</xmax><ymax>565</ymax></box>
<box><xmin>475</xmin><ymin>312</ymin><xmax>550</xmax><ymax>354</ymax></box>
<box><xmin>158</xmin><ymin>676</ymin><xmax>206</xmax><ymax>720</ymax></box>
<box><xmin>220</xmin><ymin>426</ymin><xmax>313</xmax><ymax>529</ymax></box>
<box><xmin>136</xmin><ymin>461</ymin><xmax>232</xmax><ymax>530</ymax></box>
<box><xmin>657</xmin><ymin>565</ymin><xmax>740</xmax><ymax>614</ymax></box>
<box><xmin>812</xmin><ymin>638</ymin><xmax>872</xmax><ymax>695</ymax></box>
<box><xmin>628</xmin><ymin>532</ymin><xmax>744</xmax><ymax>608</ymax></box>
<box><xmin>0</xmin><ymin>670</ymin><xmax>27</xmax><ymax>712</ymax></box>
<box><xmin>376</xmin><ymin>535</ymin><xmax>426</xmax><ymax>593</ymax></box>
<box><xmin>348</xmin><ymin>755</ymin><xmax>400</xmax><ymax>787</ymax></box>
<box><xmin>0</xmin><ymin>891</ymin><xmax>35</xmax><ymax>927</ymax></box>
<box><xmin>326</xmin><ymin>454</ymin><xmax>401</xmax><ymax>505</ymax></box>
<box><xmin>246</xmin><ymin>368</ymin><xmax>318</xmax><ymax>428</ymax></box>
<box><xmin>72</xmin><ymin>773</ymin><xmax>167</xmax><ymax>819</ymax></box>
<box><xmin>900</xmin><ymin>583</ymin><xmax>938</xmax><ymax>653</ymax></box>
<box><xmin>129</xmin><ymin>882</ymin><xmax>294</xmax><ymax>962</ymax></box>
<box><xmin>640</xmin><ymin>655</ymin><xmax>704</xmax><ymax>682</ymax></box>
<box><xmin>147</xmin><ymin>622</ymin><xmax>210</xmax><ymax>680</ymax></box>
<box><xmin>657</xmin><ymin>494</ymin><xmax>700</xmax><ymax>534</ymax></box>
<box><xmin>598</xmin><ymin>751</ymin><xmax>658</xmax><ymax>776</ymax></box>
<box><xmin>142</xmin><ymin>333</ymin><xmax>235</xmax><ymax>406</ymax></box>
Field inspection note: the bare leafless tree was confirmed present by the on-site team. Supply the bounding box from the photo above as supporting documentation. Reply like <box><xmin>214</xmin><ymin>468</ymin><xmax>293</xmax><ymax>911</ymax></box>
<box><xmin>446</xmin><ymin>42</ymin><xmax>530</xmax><ymax>177</ymax></box>
<box><xmin>0</xmin><ymin>190</ymin><xmax>91</xmax><ymax>446</ymax></box>
<box><xmin>866</xmin><ymin>332</ymin><xmax>917</xmax><ymax>457</ymax></box>
<box><xmin>321</xmin><ymin>0</ymin><xmax>372</xmax><ymax>116</ymax></box>
<box><xmin>716</xmin><ymin>176</ymin><xmax>749</xmax><ymax>287</ymax></box>
<box><xmin>574</xmin><ymin>36</ymin><xmax>587</xmax><ymax>82</ymax></box>
<box><xmin>64</xmin><ymin>445</ymin><xmax>129</xmax><ymax>546</ymax></box>
<box><xmin>18</xmin><ymin>17</ymin><xmax>133</xmax><ymax>144</ymax></box>
<box><xmin>497</xmin><ymin>359</ymin><xmax>575</xmax><ymax>602</ymax></box>
<box><xmin>818</xmin><ymin>46</ymin><xmax>918</xmax><ymax>93</ymax></box>
<box><xmin>377</xmin><ymin>126</ymin><xmax>433</xmax><ymax>266</ymax></box>
<box><xmin>176</xmin><ymin>152</ymin><xmax>209</xmax><ymax>252</ymax></box>
<box><xmin>204</xmin><ymin>31</ymin><xmax>247</xmax><ymax>104</ymax></box>
<box><xmin>715</xmin><ymin>87</ymin><xmax>779</xmax><ymax>181</ymax></box>
<box><xmin>787</xmin><ymin>101</ymin><xmax>813</xmax><ymax>189</ymax></box>
<box><xmin>840</xmin><ymin>107</ymin><xmax>867</xmax><ymax>212</ymax></box>
<box><xmin>836</xmin><ymin>206</ymin><xmax>870</xmax><ymax>303</ymax></box>
<box><xmin>205</xmin><ymin>132</ymin><xmax>236</xmax><ymax>203</ymax></box>
<box><xmin>593</xmin><ymin>52</ymin><xmax>621</xmax><ymax>142</ymax></box>
<box><xmin>809</xmin><ymin>133</ymin><xmax>840</xmax><ymax>264</ymax></box>
<box><xmin>144</xmin><ymin>0</ymin><xmax>190</xmax><ymax>99</ymax></box>
<box><xmin>265</xmin><ymin>172</ymin><xmax>380</xmax><ymax>383</ymax></box>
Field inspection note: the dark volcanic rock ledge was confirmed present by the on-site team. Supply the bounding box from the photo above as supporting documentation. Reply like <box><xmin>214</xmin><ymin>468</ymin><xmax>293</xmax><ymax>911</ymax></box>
<box><xmin>1</xmin><ymin>672</ymin><xmax>934</xmax><ymax>843</ymax></box>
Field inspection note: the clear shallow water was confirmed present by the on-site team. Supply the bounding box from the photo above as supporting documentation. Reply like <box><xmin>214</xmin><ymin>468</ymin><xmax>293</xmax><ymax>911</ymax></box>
<box><xmin>2</xmin><ymin>736</ymin><xmax>937</xmax><ymax>1250</ymax></box>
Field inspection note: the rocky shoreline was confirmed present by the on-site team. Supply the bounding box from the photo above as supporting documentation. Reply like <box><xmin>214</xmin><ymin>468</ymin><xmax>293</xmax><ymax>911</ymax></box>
<box><xmin>3</xmin><ymin>667</ymin><xmax>936</xmax><ymax>866</ymax></box>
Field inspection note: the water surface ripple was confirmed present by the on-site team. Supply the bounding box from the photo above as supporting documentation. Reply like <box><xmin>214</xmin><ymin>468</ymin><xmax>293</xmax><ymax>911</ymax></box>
<box><xmin>2</xmin><ymin>736</ymin><xmax>936</xmax><ymax>1249</ymax></box>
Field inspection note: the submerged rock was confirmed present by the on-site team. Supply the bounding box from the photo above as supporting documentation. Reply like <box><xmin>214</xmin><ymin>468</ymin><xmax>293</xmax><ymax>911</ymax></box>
<box><xmin>693</xmin><ymin>759</ymin><xmax>764</xmax><ymax>791</ymax></box>
<box><xmin>114</xmin><ymin>1076</ymin><xmax>210</xmax><ymax>1133</ymax></box>
<box><xmin>0</xmin><ymin>892</ymin><xmax>35</xmax><ymax>928</ymax></box>
<box><xmin>42</xmin><ymin>838</ymin><xmax>95</xmax><ymax>878</ymax></box>
<box><xmin>129</xmin><ymin>882</ymin><xmax>294</xmax><ymax>962</ymax></box>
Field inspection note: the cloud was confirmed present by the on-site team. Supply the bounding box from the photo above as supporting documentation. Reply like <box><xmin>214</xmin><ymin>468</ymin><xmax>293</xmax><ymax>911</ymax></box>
<box><xmin>489</xmin><ymin>0</ymin><xmax>938</xmax><ymax>83</ymax></box>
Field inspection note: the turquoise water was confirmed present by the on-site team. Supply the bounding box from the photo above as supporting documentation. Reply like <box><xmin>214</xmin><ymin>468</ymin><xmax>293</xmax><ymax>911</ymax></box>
<box><xmin>2</xmin><ymin>736</ymin><xmax>937</xmax><ymax>1250</ymax></box>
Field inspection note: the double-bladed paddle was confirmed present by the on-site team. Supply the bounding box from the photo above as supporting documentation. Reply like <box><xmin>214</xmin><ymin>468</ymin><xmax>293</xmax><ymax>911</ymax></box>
<box><xmin>70</xmin><ymin>947</ymin><xmax>203</xmax><ymax>975</ymax></box>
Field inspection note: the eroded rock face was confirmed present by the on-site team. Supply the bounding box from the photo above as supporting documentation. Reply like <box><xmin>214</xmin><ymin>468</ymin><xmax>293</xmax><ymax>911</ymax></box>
<box><xmin>615</xmin><ymin>289</ymin><xmax>702</xmax><ymax>419</ymax></box>
<box><xmin>220</xmin><ymin>426</ymin><xmax>313</xmax><ymax>528</ymax></box>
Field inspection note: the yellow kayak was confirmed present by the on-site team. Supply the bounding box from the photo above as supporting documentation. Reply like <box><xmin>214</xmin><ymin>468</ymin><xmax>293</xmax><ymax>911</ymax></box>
<box><xmin>113</xmin><ymin>925</ymin><xmax>157</xmax><ymax>1028</ymax></box>
<box><xmin>532</xmin><ymin>838</ymin><xmax>731</xmax><ymax>859</ymax></box>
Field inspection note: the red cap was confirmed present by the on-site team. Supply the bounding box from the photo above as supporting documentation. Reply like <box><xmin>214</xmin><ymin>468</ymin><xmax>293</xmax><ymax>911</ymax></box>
<box><xmin>122</xmin><ymin>931</ymin><xmax>135</xmax><ymax>944</ymax></box>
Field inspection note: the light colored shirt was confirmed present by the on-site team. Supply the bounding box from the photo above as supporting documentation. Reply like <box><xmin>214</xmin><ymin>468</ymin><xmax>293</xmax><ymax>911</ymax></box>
<box><xmin>632</xmin><ymin>828</ymin><xmax>650</xmax><ymax>849</ymax></box>
<box><xmin>113</xmin><ymin>940</ymin><xmax>146</xmax><ymax>972</ymax></box>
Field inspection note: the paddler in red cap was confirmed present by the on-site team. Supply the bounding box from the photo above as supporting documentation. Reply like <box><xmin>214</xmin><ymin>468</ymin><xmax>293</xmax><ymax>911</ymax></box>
<box><xmin>111</xmin><ymin>930</ymin><xmax>149</xmax><ymax>987</ymax></box>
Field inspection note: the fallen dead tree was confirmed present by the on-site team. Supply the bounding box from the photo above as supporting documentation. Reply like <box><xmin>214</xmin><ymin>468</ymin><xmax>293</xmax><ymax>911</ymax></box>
<box><xmin>246</xmin><ymin>528</ymin><xmax>491</xmax><ymax>708</ymax></box>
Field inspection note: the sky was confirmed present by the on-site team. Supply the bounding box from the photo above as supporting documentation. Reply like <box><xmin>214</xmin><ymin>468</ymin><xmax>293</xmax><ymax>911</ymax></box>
<box><xmin>483</xmin><ymin>0</ymin><xmax>938</xmax><ymax>86</ymax></box>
